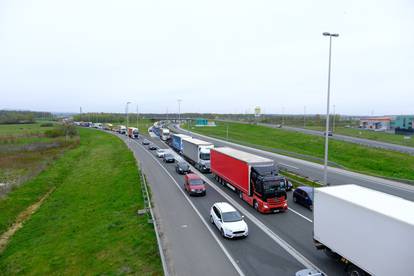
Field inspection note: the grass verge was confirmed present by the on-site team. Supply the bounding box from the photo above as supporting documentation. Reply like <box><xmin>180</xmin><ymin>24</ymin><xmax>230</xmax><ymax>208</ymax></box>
<box><xmin>0</xmin><ymin>128</ymin><xmax>162</xmax><ymax>275</ymax></box>
<box><xmin>184</xmin><ymin>121</ymin><xmax>414</xmax><ymax>182</ymax></box>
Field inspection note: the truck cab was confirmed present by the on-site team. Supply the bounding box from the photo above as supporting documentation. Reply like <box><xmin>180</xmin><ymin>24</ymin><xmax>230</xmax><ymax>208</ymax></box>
<box><xmin>250</xmin><ymin>166</ymin><xmax>288</xmax><ymax>213</ymax></box>
<box><xmin>197</xmin><ymin>146</ymin><xmax>213</xmax><ymax>173</ymax></box>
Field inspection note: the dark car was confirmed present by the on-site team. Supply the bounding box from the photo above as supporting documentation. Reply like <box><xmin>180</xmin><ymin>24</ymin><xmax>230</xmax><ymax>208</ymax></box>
<box><xmin>148</xmin><ymin>144</ymin><xmax>157</xmax><ymax>150</ymax></box>
<box><xmin>323</xmin><ymin>131</ymin><xmax>333</xmax><ymax>136</ymax></box>
<box><xmin>163</xmin><ymin>153</ymin><xmax>175</xmax><ymax>163</ymax></box>
<box><xmin>175</xmin><ymin>161</ymin><xmax>190</xmax><ymax>174</ymax></box>
<box><xmin>142</xmin><ymin>139</ymin><xmax>150</xmax><ymax>145</ymax></box>
<box><xmin>292</xmin><ymin>186</ymin><xmax>313</xmax><ymax>210</ymax></box>
<box><xmin>184</xmin><ymin>173</ymin><xmax>206</xmax><ymax>196</ymax></box>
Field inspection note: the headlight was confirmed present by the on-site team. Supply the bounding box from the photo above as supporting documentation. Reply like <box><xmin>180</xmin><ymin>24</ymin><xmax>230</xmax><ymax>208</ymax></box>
<box><xmin>191</xmin><ymin>189</ymin><xmax>195</xmax><ymax>192</ymax></box>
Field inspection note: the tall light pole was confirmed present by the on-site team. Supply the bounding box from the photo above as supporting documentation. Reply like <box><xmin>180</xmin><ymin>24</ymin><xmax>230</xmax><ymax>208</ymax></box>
<box><xmin>136</xmin><ymin>104</ymin><xmax>139</xmax><ymax>131</ymax></box>
<box><xmin>322</xmin><ymin>32</ymin><xmax>339</xmax><ymax>186</ymax></box>
<box><xmin>177</xmin><ymin>99</ymin><xmax>182</xmax><ymax>123</ymax></box>
<box><xmin>304</xmin><ymin>106</ymin><xmax>306</xmax><ymax>128</ymax></box>
<box><xmin>333</xmin><ymin>104</ymin><xmax>336</xmax><ymax>132</ymax></box>
<box><xmin>125</xmin><ymin>102</ymin><xmax>131</xmax><ymax>134</ymax></box>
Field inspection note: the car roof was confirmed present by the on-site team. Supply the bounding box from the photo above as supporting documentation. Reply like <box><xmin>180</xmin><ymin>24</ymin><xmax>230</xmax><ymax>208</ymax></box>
<box><xmin>214</xmin><ymin>202</ymin><xmax>236</xmax><ymax>213</ymax></box>
<box><xmin>186</xmin><ymin>173</ymin><xmax>201</xmax><ymax>180</ymax></box>
<box><xmin>297</xmin><ymin>186</ymin><xmax>313</xmax><ymax>193</ymax></box>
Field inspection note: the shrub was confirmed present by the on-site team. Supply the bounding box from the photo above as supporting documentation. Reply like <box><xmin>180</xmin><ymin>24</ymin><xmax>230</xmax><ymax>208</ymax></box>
<box><xmin>40</xmin><ymin>123</ymin><xmax>54</xmax><ymax>127</ymax></box>
<box><xmin>44</xmin><ymin>128</ymin><xmax>65</xmax><ymax>138</ymax></box>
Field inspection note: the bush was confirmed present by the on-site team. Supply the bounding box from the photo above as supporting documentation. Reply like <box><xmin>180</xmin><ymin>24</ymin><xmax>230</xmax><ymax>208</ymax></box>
<box><xmin>44</xmin><ymin>128</ymin><xmax>65</xmax><ymax>138</ymax></box>
<box><xmin>40</xmin><ymin>123</ymin><xmax>54</xmax><ymax>127</ymax></box>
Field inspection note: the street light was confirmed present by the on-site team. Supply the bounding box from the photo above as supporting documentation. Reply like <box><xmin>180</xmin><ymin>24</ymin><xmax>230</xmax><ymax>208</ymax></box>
<box><xmin>177</xmin><ymin>99</ymin><xmax>182</xmax><ymax>123</ymax></box>
<box><xmin>322</xmin><ymin>32</ymin><xmax>339</xmax><ymax>186</ymax></box>
<box><xmin>125</xmin><ymin>102</ymin><xmax>131</xmax><ymax>134</ymax></box>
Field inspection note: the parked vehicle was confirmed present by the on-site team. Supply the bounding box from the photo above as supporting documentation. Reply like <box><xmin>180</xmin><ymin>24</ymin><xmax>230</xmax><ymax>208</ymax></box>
<box><xmin>292</xmin><ymin>186</ymin><xmax>313</xmax><ymax>210</ymax></box>
<box><xmin>313</xmin><ymin>184</ymin><xmax>414</xmax><ymax>276</ymax></box>
<box><xmin>161</xmin><ymin>128</ymin><xmax>170</xmax><ymax>141</ymax></box>
<box><xmin>184</xmin><ymin>173</ymin><xmax>206</xmax><ymax>196</ymax></box>
<box><xmin>127</xmin><ymin>127</ymin><xmax>139</xmax><ymax>139</ymax></box>
<box><xmin>156</xmin><ymin>149</ymin><xmax>166</xmax><ymax>158</ymax></box>
<box><xmin>163</xmin><ymin>153</ymin><xmax>175</xmax><ymax>163</ymax></box>
<box><xmin>142</xmin><ymin>139</ymin><xmax>150</xmax><ymax>145</ymax></box>
<box><xmin>175</xmin><ymin>161</ymin><xmax>190</xmax><ymax>174</ymax></box>
<box><xmin>209</xmin><ymin>202</ymin><xmax>248</xmax><ymax>238</ymax></box>
<box><xmin>171</xmin><ymin>133</ymin><xmax>191</xmax><ymax>153</ymax></box>
<box><xmin>182</xmin><ymin>138</ymin><xmax>214</xmax><ymax>173</ymax></box>
<box><xmin>148</xmin><ymin>144</ymin><xmax>157</xmax><ymax>150</ymax></box>
<box><xmin>211</xmin><ymin>147</ymin><xmax>288</xmax><ymax>213</ymax></box>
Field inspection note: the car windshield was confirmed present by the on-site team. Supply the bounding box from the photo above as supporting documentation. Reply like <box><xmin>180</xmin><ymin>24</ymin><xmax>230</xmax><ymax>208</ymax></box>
<box><xmin>199</xmin><ymin>153</ymin><xmax>210</xmax><ymax>160</ymax></box>
<box><xmin>222</xmin><ymin>211</ymin><xmax>242</xmax><ymax>222</ymax></box>
<box><xmin>179</xmin><ymin>163</ymin><xmax>189</xmax><ymax>169</ymax></box>
<box><xmin>165</xmin><ymin>154</ymin><xmax>173</xmax><ymax>158</ymax></box>
<box><xmin>190</xmin><ymin>179</ymin><xmax>203</xmax><ymax>186</ymax></box>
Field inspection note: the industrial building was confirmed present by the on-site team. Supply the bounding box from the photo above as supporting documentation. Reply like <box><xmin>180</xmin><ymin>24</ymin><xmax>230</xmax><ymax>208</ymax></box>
<box><xmin>359</xmin><ymin>117</ymin><xmax>392</xmax><ymax>130</ymax></box>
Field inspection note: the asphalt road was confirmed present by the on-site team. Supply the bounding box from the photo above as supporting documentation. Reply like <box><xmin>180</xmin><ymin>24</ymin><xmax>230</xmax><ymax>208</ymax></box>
<box><xmin>260</xmin><ymin>123</ymin><xmax>414</xmax><ymax>155</ymax></box>
<box><xmin>115</xmin><ymin>131</ymin><xmax>357</xmax><ymax>276</ymax></box>
<box><xmin>172</xmin><ymin>125</ymin><xmax>414</xmax><ymax>202</ymax></box>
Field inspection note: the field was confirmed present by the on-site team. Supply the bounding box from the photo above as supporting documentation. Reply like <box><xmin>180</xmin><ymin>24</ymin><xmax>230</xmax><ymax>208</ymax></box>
<box><xmin>302</xmin><ymin>125</ymin><xmax>414</xmax><ymax>147</ymax></box>
<box><xmin>184</xmin><ymin>121</ymin><xmax>414</xmax><ymax>182</ymax></box>
<box><xmin>0</xmin><ymin>127</ymin><xmax>162</xmax><ymax>275</ymax></box>
<box><xmin>0</xmin><ymin>123</ymin><xmax>79</xmax><ymax>196</ymax></box>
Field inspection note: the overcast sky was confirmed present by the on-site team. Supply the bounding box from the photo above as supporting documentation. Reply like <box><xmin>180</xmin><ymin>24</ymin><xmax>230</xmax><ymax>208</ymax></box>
<box><xmin>1</xmin><ymin>0</ymin><xmax>413</xmax><ymax>115</ymax></box>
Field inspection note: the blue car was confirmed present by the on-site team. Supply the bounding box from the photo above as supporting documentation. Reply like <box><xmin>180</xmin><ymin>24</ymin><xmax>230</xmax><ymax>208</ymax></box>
<box><xmin>292</xmin><ymin>186</ymin><xmax>313</xmax><ymax>211</ymax></box>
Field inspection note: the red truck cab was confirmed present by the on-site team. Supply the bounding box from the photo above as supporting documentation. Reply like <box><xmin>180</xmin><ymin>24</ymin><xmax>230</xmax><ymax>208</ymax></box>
<box><xmin>184</xmin><ymin>173</ymin><xmax>206</xmax><ymax>196</ymax></box>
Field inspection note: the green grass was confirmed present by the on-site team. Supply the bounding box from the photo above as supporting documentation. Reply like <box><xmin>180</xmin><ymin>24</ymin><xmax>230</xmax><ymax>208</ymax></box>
<box><xmin>0</xmin><ymin>128</ymin><xmax>162</xmax><ymax>275</ymax></box>
<box><xmin>184</xmin><ymin>122</ymin><xmax>414</xmax><ymax>182</ymax></box>
<box><xmin>302</xmin><ymin>125</ymin><xmax>414</xmax><ymax>147</ymax></box>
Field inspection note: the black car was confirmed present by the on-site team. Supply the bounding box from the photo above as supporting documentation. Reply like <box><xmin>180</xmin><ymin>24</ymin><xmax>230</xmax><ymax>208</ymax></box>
<box><xmin>292</xmin><ymin>186</ymin><xmax>314</xmax><ymax>211</ymax></box>
<box><xmin>163</xmin><ymin>153</ymin><xmax>175</xmax><ymax>163</ymax></box>
<box><xmin>175</xmin><ymin>161</ymin><xmax>190</xmax><ymax>174</ymax></box>
<box><xmin>142</xmin><ymin>139</ymin><xmax>150</xmax><ymax>145</ymax></box>
<box><xmin>148</xmin><ymin>144</ymin><xmax>157</xmax><ymax>150</ymax></box>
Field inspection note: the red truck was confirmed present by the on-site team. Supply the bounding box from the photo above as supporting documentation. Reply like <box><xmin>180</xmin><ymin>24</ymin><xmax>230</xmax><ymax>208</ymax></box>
<box><xmin>211</xmin><ymin>147</ymin><xmax>288</xmax><ymax>213</ymax></box>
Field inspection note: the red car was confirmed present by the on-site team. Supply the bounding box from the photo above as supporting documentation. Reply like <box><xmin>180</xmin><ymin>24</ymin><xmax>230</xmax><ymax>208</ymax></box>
<box><xmin>184</xmin><ymin>173</ymin><xmax>206</xmax><ymax>196</ymax></box>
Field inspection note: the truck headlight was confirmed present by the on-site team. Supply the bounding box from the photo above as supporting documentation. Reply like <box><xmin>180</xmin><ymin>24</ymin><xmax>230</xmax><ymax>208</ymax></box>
<box><xmin>191</xmin><ymin>189</ymin><xmax>196</xmax><ymax>192</ymax></box>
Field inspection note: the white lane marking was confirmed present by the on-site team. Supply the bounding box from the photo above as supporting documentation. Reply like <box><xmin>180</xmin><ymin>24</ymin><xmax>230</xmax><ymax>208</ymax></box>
<box><xmin>178</xmin><ymin>126</ymin><xmax>414</xmax><ymax>194</ymax></box>
<box><xmin>288</xmin><ymin>208</ymin><xmax>313</xmax><ymax>223</ymax></box>
<box><xmin>130</xmin><ymin>139</ymin><xmax>246</xmax><ymax>276</ymax></box>
<box><xmin>279</xmin><ymin>163</ymin><xmax>299</xmax><ymax>171</ymax></box>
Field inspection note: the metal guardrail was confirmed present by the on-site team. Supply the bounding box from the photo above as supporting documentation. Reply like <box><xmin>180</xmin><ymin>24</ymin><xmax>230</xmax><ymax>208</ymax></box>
<box><xmin>139</xmin><ymin>171</ymin><xmax>169</xmax><ymax>276</ymax></box>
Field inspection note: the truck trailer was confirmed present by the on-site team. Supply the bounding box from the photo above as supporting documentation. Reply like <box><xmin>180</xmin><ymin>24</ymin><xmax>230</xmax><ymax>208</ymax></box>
<box><xmin>313</xmin><ymin>184</ymin><xmax>414</xmax><ymax>276</ymax></box>
<box><xmin>127</xmin><ymin>127</ymin><xmax>139</xmax><ymax>139</ymax></box>
<box><xmin>210</xmin><ymin>147</ymin><xmax>288</xmax><ymax>213</ymax></box>
<box><xmin>182</xmin><ymin>138</ymin><xmax>214</xmax><ymax>173</ymax></box>
<box><xmin>171</xmin><ymin>134</ymin><xmax>191</xmax><ymax>153</ymax></box>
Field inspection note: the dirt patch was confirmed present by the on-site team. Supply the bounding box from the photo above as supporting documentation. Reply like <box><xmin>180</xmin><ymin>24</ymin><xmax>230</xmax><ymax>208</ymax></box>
<box><xmin>0</xmin><ymin>187</ymin><xmax>55</xmax><ymax>253</ymax></box>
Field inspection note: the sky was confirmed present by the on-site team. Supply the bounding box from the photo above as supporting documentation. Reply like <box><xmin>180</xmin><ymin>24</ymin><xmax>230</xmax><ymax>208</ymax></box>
<box><xmin>1</xmin><ymin>0</ymin><xmax>413</xmax><ymax>115</ymax></box>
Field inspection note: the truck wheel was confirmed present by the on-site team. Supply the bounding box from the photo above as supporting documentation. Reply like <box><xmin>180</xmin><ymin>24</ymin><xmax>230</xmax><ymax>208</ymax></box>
<box><xmin>253</xmin><ymin>201</ymin><xmax>259</xmax><ymax>211</ymax></box>
<box><xmin>238</xmin><ymin>191</ymin><xmax>243</xmax><ymax>199</ymax></box>
<box><xmin>347</xmin><ymin>264</ymin><xmax>366</xmax><ymax>276</ymax></box>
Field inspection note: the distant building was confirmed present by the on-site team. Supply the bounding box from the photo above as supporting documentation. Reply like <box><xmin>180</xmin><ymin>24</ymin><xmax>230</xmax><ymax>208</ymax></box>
<box><xmin>195</xmin><ymin>118</ymin><xmax>208</xmax><ymax>126</ymax></box>
<box><xmin>359</xmin><ymin>117</ymin><xmax>392</xmax><ymax>130</ymax></box>
<box><xmin>393</xmin><ymin>115</ymin><xmax>414</xmax><ymax>134</ymax></box>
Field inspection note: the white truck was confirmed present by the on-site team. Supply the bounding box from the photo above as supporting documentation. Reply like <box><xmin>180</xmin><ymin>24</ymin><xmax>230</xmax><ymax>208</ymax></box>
<box><xmin>182</xmin><ymin>138</ymin><xmax>214</xmax><ymax>173</ymax></box>
<box><xmin>313</xmin><ymin>184</ymin><xmax>414</xmax><ymax>276</ymax></box>
<box><xmin>161</xmin><ymin>128</ymin><xmax>170</xmax><ymax>141</ymax></box>
<box><xmin>119</xmin><ymin>125</ymin><xmax>127</xmax><ymax>135</ymax></box>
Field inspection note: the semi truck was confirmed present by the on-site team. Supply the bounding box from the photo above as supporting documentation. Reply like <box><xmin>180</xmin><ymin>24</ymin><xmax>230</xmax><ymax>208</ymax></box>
<box><xmin>313</xmin><ymin>184</ymin><xmax>414</xmax><ymax>276</ymax></box>
<box><xmin>210</xmin><ymin>147</ymin><xmax>288</xmax><ymax>213</ymax></box>
<box><xmin>119</xmin><ymin>125</ymin><xmax>127</xmax><ymax>135</ymax></box>
<box><xmin>171</xmin><ymin>134</ymin><xmax>191</xmax><ymax>153</ymax></box>
<box><xmin>161</xmin><ymin>128</ymin><xmax>170</xmax><ymax>141</ymax></box>
<box><xmin>127</xmin><ymin>127</ymin><xmax>139</xmax><ymax>139</ymax></box>
<box><xmin>182</xmin><ymin>138</ymin><xmax>214</xmax><ymax>173</ymax></box>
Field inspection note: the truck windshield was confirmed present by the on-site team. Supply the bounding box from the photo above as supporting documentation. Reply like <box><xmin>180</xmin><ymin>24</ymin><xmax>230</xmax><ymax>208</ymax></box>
<box><xmin>263</xmin><ymin>181</ymin><xmax>278</xmax><ymax>195</ymax></box>
<box><xmin>222</xmin><ymin>211</ymin><xmax>242</xmax><ymax>222</ymax></box>
<box><xmin>199</xmin><ymin>153</ymin><xmax>210</xmax><ymax>160</ymax></box>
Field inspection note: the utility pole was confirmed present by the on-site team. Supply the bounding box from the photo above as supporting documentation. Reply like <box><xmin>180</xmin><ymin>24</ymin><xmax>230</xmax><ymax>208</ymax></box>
<box><xmin>282</xmin><ymin>106</ymin><xmax>285</xmax><ymax>126</ymax></box>
<box><xmin>304</xmin><ymin>106</ymin><xmax>306</xmax><ymax>128</ymax></box>
<box><xmin>177</xmin><ymin>99</ymin><xmax>182</xmax><ymax>123</ymax></box>
<box><xmin>125</xmin><ymin>102</ymin><xmax>131</xmax><ymax>135</ymax></box>
<box><xmin>322</xmin><ymin>32</ymin><xmax>339</xmax><ymax>186</ymax></box>
<box><xmin>136</xmin><ymin>104</ymin><xmax>139</xmax><ymax>131</ymax></box>
<box><xmin>333</xmin><ymin>104</ymin><xmax>336</xmax><ymax>132</ymax></box>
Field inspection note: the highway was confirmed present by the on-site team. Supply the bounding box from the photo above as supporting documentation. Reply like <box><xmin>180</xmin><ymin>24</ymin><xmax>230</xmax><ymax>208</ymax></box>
<box><xmin>259</xmin><ymin>123</ymin><xmax>414</xmax><ymax>155</ymax></box>
<box><xmin>116</xmin><ymin>132</ymin><xmax>350</xmax><ymax>276</ymax></box>
<box><xmin>172</xmin><ymin>125</ymin><xmax>414</xmax><ymax>202</ymax></box>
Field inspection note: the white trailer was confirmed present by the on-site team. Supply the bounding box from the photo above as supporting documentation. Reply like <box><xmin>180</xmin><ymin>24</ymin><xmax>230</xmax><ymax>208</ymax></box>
<box><xmin>182</xmin><ymin>138</ymin><xmax>214</xmax><ymax>173</ymax></box>
<box><xmin>313</xmin><ymin>184</ymin><xmax>414</xmax><ymax>276</ymax></box>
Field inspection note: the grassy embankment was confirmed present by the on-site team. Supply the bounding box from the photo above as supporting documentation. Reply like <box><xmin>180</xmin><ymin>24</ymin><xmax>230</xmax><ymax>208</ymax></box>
<box><xmin>0</xmin><ymin>127</ymin><xmax>162</xmax><ymax>275</ymax></box>
<box><xmin>301</xmin><ymin>125</ymin><xmax>414</xmax><ymax>148</ymax></box>
<box><xmin>184</xmin><ymin>121</ymin><xmax>414</xmax><ymax>182</ymax></box>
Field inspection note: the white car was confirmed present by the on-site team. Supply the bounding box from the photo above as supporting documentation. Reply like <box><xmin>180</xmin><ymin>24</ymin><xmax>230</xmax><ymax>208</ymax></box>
<box><xmin>210</xmin><ymin>202</ymin><xmax>248</xmax><ymax>238</ymax></box>
<box><xmin>156</xmin><ymin>149</ymin><xmax>165</xmax><ymax>158</ymax></box>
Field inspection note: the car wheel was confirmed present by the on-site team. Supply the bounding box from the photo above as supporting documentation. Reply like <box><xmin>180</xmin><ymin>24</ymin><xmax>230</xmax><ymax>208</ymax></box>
<box><xmin>347</xmin><ymin>264</ymin><xmax>366</xmax><ymax>276</ymax></box>
<box><xmin>209</xmin><ymin>215</ymin><xmax>214</xmax><ymax>224</ymax></box>
<box><xmin>309</xmin><ymin>205</ymin><xmax>313</xmax><ymax>211</ymax></box>
<box><xmin>293</xmin><ymin>196</ymin><xmax>297</xmax><ymax>203</ymax></box>
<box><xmin>221</xmin><ymin>228</ymin><xmax>225</xmax><ymax>238</ymax></box>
